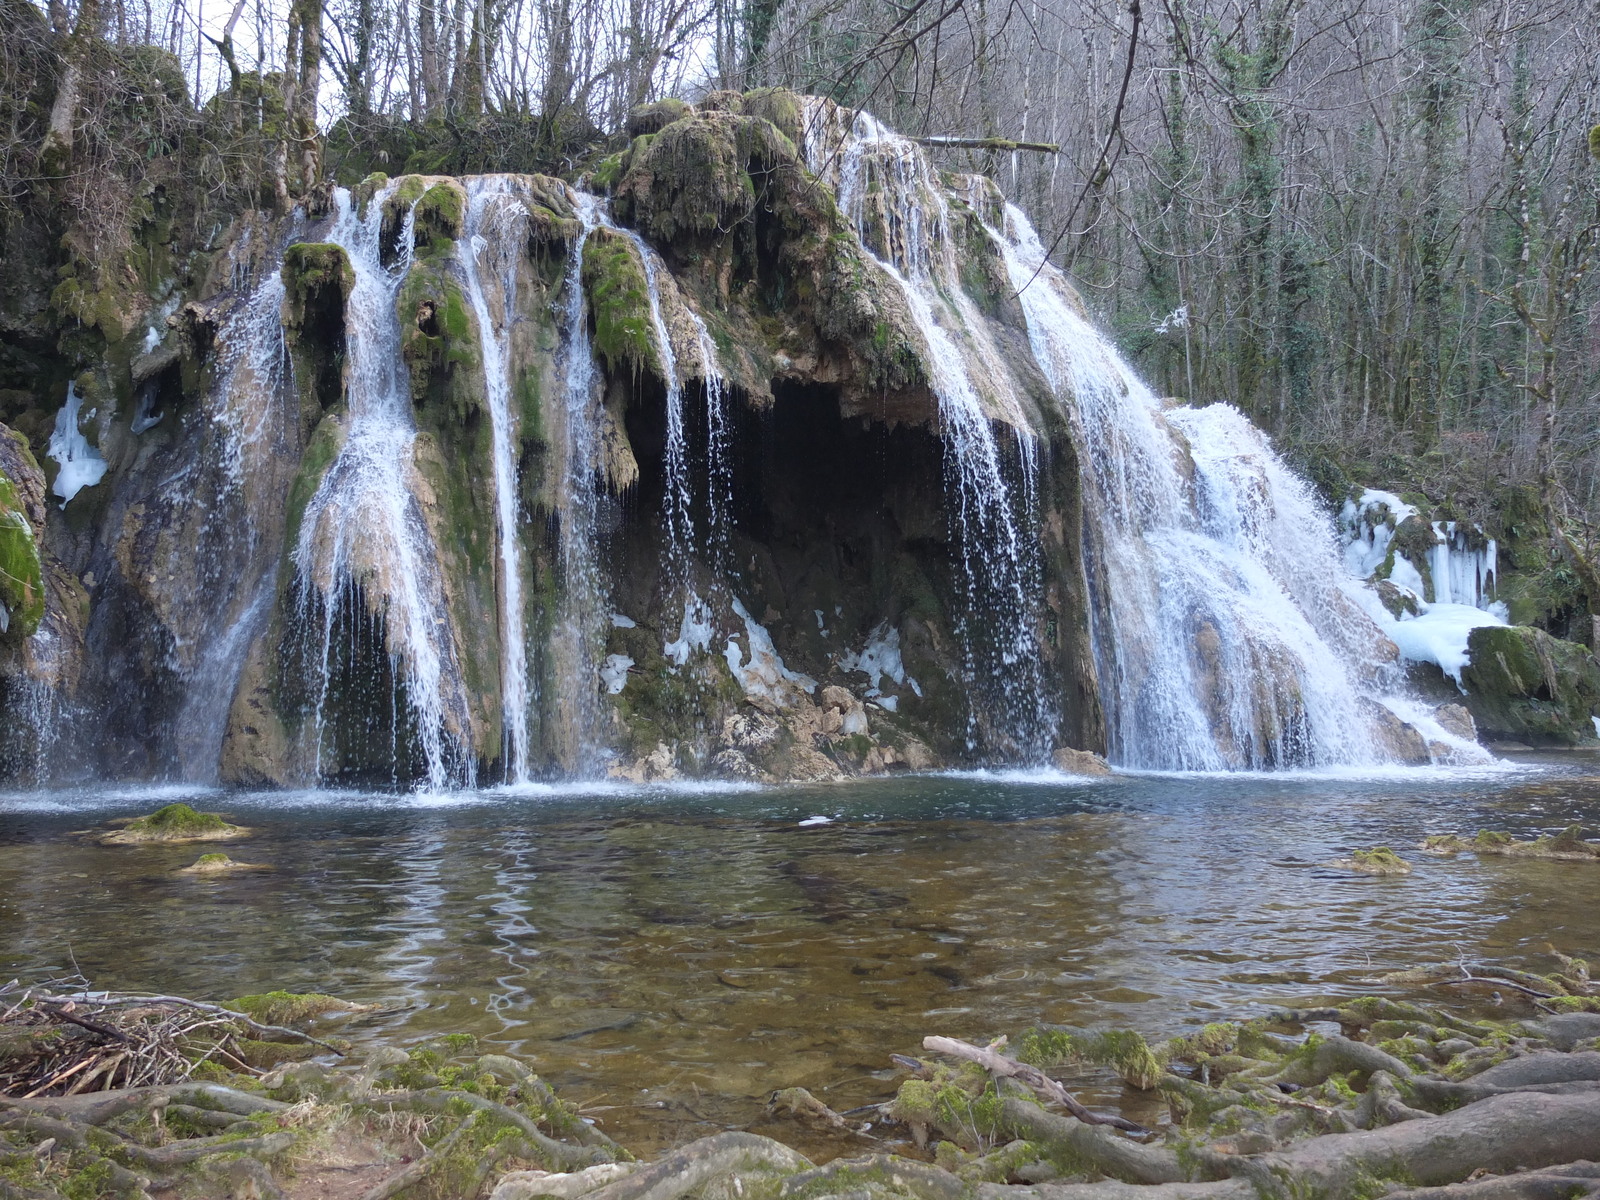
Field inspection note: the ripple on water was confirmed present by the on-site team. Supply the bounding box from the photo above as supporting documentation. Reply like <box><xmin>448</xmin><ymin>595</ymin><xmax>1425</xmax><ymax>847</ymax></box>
<box><xmin>2</xmin><ymin>753</ymin><xmax>1599</xmax><ymax>1155</ymax></box>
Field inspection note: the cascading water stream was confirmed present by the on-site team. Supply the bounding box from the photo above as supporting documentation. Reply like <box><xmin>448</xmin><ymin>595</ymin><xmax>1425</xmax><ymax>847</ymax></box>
<box><xmin>168</xmin><ymin>260</ymin><xmax>292</xmax><ymax>780</ymax></box>
<box><xmin>984</xmin><ymin>201</ymin><xmax>1399</xmax><ymax>770</ymax></box>
<box><xmin>460</xmin><ymin>177</ymin><xmax>533</xmax><ymax>783</ymax></box>
<box><xmin>545</xmin><ymin>193</ymin><xmax>611</xmax><ymax>771</ymax></box>
<box><xmin>591</xmin><ymin>205</ymin><xmax>735</xmax><ymax>655</ymax></box>
<box><xmin>802</xmin><ymin>101</ymin><xmax>1054</xmax><ymax>759</ymax></box>
<box><xmin>292</xmin><ymin>186</ymin><xmax>472</xmax><ymax>790</ymax></box>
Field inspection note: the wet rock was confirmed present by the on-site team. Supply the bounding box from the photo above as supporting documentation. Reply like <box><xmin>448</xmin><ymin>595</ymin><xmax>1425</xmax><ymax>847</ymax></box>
<box><xmin>1434</xmin><ymin>703</ymin><xmax>1477</xmax><ymax>742</ymax></box>
<box><xmin>609</xmin><ymin>741</ymin><xmax>680</xmax><ymax>783</ymax></box>
<box><xmin>178</xmin><ymin>852</ymin><xmax>271</xmax><ymax>875</ymax></box>
<box><xmin>1327</xmin><ymin>847</ymin><xmax>1412</xmax><ymax>875</ymax></box>
<box><xmin>1461</xmin><ymin>624</ymin><xmax>1600</xmax><ymax>745</ymax></box>
<box><xmin>1052</xmin><ymin>747</ymin><xmax>1111</xmax><ymax>776</ymax></box>
<box><xmin>98</xmin><ymin>802</ymin><xmax>250</xmax><ymax>845</ymax></box>
<box><xmin>1367</xmin><ymin>702</ymin><xmax>1432</xmax><ymax>765</ymax></box>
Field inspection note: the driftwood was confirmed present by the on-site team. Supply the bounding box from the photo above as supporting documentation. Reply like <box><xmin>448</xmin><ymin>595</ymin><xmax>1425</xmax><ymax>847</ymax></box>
<box><xmin>922</xmin><ymin>1035</ymin><xmax>1149</xmax><ymax>1133</ymax></box>
<box><xmin>914</xmin><ymin>136</ymin><xmax>1060</xmax><ymax>154</ymax></box>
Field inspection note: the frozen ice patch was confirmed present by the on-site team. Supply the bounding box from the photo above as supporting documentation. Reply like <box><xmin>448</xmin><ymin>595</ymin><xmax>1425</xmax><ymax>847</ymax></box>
<box><xmin>724</xmin><ymin>597</ymin><xmax>816</xmax><ymax>706</ymax></box>
<box><xmin>664</xmin><ymin>593</ymin><xmax>714</xmax><ymax>666</ymax></box>
<box><xmin>48</xmin><ymin>383</ymin><xmax>108</xmax><ymax>506</ymax></box>
<box><xmin>600</xmin><ymin>654</ymin><xmax>634</xmax><ymax>694</ymax></box>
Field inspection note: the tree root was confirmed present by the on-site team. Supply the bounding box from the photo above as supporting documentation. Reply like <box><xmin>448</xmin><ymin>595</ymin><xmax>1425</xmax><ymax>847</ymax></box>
<box><xmin>366</xmin><ymin>1088</ymin><xmax>619</xmax><ymax>1171</ymax></box>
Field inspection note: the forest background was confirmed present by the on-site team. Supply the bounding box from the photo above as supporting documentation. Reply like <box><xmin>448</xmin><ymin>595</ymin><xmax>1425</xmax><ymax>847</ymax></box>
<box><xmin>3</xmin><ymin>0</ymin><xmax>1598</xmax><ymax>569</ymax></box>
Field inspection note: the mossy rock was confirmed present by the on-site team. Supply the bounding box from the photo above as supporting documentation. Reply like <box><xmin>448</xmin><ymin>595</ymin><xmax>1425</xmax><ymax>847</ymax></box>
<box><xmin>415</xmin><ymin>180</ymin><xmax>466</xmax><ymax>250</ymax></box>
<box><xmin>613</xmin><ymin>111</ymin><xmax>798</xmax><ymax>244</ymax></box>
<box><xmin>741</xmin><ymin>88</ymin><xmax>805</xmax><ymax>147</ymax></box>
<box><xmin>227</xmin><ymin>990</ymin><xmax>372</xmax><ymax>1028</ymax></box>
<box><xmin>0</xmin><ymin>467</ymin><xmax>44</xmax><ymax>640</ymax></box>
<box><xmin>177</xmin><ymin>852</ymin><xmax>271</xmax><ymax>875</ymax></box>
<box><xmin>281</xmin><ymin>242</ymin><xmax>355</xmax><ymax>331</ymax></box>
<box><xmin>399</xmin><ymin>263</ymin><xmax>481</xmax><ymax>413</ymax></box>
<box><xmin>1460</xmin><ymin>624</ymin><xmax>1600</xmax><ymax>744</ymax></box>
<box><xmin>625</xmin><ymin>98</ymin><xmax>693</xmax><ymax>137</ymax></box>
<box><xmin>99</xmin><ymin>803</ymin><xmax>249</xmax><ymax>845</ymax></box>
<box><xmin>1329</xmin><ymin>846</ymin><xmax>1412</xmax><ymax>875</ymax></box>
<box><xmin>581</xmin><ymin>228</ymin><xmax>659</xmax><ymax>377</ymax></box>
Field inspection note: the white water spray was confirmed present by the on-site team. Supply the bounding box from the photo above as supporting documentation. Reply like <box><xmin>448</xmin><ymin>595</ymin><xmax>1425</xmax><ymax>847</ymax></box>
<box><xmin>802</xmin><ymin>100</ymin><xmax>1055</xmax><ymax>759</ymax></box>
<box><xmin>460</xmin><ymin>177</ymin><xmax>534</xmax><ymax>783</ymax></box>
<box><xmin>292</xmin><ymin>186</ymin><xmax>472</xmax><ymax>789</ymax></box>
<box><xmin>988</xmin><ymin>201</ymin><xmax>1403</xmax><ymax>769</ymax></box>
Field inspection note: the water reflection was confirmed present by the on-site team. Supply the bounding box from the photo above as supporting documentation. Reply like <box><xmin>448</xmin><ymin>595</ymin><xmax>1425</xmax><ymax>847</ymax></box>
<box><xmin>2</xmin><ymin>757</ymin><xmax>1599</xmax><ymax>1154</ymax></box>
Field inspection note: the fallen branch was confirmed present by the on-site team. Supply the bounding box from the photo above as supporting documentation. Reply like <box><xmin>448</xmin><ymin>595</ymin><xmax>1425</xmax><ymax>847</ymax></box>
<box><xmin>922</xmin><ymin>1036</ymin><xmax>1149</xmax><ymax>1133</ymax></box>
<box><xmin>914</xmin><ymin>136</ymin><xmax>1059</xmax><ymax>154</ymax></box>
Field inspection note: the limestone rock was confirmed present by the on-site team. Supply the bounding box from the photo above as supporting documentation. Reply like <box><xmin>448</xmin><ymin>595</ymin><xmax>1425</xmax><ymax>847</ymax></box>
<box><xmin>1052</xmin><ymin>746</ymin><xmax>1112</xmax><ymax>776</ymax></box>
<box><xmin>609</xmin><ymin>741</ymin><xmax>680</xmax><ymax>783</ymax></box>
<box><xmin>1434</xmin><ymin>703</ymin><xmax>1477</xmax><ymax>743</ymax></box>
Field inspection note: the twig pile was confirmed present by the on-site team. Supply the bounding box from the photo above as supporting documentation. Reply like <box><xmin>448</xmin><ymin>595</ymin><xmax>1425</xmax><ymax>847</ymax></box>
<box><xmin>0</xmin><ymin>977</ymin><xmax>333</xmax><ymax>1098</ymax></box>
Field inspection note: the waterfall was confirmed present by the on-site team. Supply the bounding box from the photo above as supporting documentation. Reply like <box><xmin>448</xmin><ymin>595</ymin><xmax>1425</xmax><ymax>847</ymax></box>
<box><xmin>801</xmin><ymin>101</ymin><xmax>1056</xmax><ymax>760</ymax></box>
<box><xmin>168</xmin><ymin>257</ymin><xmax>292</xmax><ymax>780</ymax></box>
<box><xmin>593</xmin><ymin>205</ymin><xmax>735</xmax><ymax>663</ymax></box>
<box><xmin>460</xmin><ymin>177</ymin><xmax>533</xmax><ymax>783</ymax></box>
<box><xmin>292</xmin><ymin>186</ymin><xmax>473</xmax><ymax>789</ymax></box>
<box><xmin>546</xmin><ymin>193</ymin><xmax>610</xmax><ymax>772</ymax></box>
<box><xmin>987</xmin><ymin>202</ymin><xmax>1395</xmax><ymax>770</ymax></box>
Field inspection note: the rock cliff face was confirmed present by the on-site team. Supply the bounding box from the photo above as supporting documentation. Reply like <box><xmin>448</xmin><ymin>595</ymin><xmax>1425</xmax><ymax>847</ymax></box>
<box><xmin>0</xmin><ymin>91</ymin><xmax>1498</xmax><ymax>787</ymax></box>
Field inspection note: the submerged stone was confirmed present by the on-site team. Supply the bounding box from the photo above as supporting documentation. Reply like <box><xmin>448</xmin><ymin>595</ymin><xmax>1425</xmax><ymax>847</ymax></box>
<box><xmin>178</xmin><ymin>851</ymin><xmax>271</xmax><ymax>874</ymax></box>
<box><xmin>1328</xmin><ymin>846</ymin><xmax>1413</xmax><ymax>875</ymax></box>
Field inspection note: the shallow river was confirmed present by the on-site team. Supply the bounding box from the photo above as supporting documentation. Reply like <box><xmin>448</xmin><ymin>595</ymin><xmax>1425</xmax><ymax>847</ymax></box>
<box><xmin>3</xmin><ymin>755</ymin><xmax>1600</xmax><ymax>1155</ymax></box>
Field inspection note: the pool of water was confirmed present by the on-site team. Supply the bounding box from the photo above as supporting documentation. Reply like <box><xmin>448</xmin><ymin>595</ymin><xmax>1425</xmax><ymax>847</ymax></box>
<box><xmin>4</xmin><ymin>755</ymin><xmax>1600</xmax><ymax>1155</ymax></box>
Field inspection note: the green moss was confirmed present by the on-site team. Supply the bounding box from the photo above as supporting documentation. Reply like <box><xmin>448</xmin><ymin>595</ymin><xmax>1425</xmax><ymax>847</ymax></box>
<box><xmin>415</xmin><ymin>181</ymin><xmax>467</xmax><ymax>249</ymax></box>
<box><xmin>625</xmin><ymin>98</ymin><xmax>693</xmax><ymax>137</ymax></box>
<box><xmin>1019</xmin><ymin>1027</ymin><xmax>1166</xmax><ymax>1089</ymax></box>
<box><xmin>614</xmin><ymin>112</ymin><xmax>797</xmax><ymax>244</ymax></box>
<box><xmin>1350</xmin><ymin>846</ymin><xmax>1410</xmax><ymax>873</ymax></box>
<box><xmin>1461</xmin><ymin>624</ymin><xmax>1600</xmax><ymax>745</ymax></box>
<box><xmin>591</xmin><ymin>152</ymin><xmax>627</xmax><ymax>193</ymax></box>
<box><xmin>123</xmin><ymin>803</ymin><xmax>229</xmax><ymax>837</ymax></box>
<box><xmin>399</xmin><ymin>266</ymin><xmax>481</xmax><ymax>411</ymax></box>
<box><xmin>742</xmin><ymin>87</ymin><xmax>804</xmax><ymax>146</ymax></box>
<box><xmin>281</xmin><ymin>242</ymin><xmax>355</xmax><ymax>331</ymax></box>
<box><xmin>227</xmin><ymin>990</ymin><xmax>354</xmax><ymax>1027</ymax></box>
<box><xmin>284</xmin><ymin>415</ymin><xmax>346</xmax><ymax>548</ymax></box>
<box><xmin>61</xmin><ymin>1160</ymin><xmax>118</xmax><ymax>1200</ymax></box>
<box><xmin>0</xmin><ymin>469</ymin><xmax>43</xmax><ymax>639</ymax></box>
<box><xmin>581</xmin><ymin>228</ymin><xmax>658</xmax><ymax>377</ymax></box>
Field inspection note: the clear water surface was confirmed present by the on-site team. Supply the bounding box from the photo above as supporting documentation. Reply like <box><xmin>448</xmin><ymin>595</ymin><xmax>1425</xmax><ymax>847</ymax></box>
<box><xmin>3</xmin><ymin>755</ymin><xmax>1599</xmax><ymax>1154</ymax></box>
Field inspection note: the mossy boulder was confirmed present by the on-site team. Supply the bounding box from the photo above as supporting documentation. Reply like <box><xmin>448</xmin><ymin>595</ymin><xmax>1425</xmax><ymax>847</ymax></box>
<box><xmin>614</xmin><ymin>111</ymin><xmax>796</xmax><ymax>244</ymax></box>
<box><xmin>99</xmin><ymin>802</ymin><xmax>249</xmax><ymax>844</ymax></box>
<box><xmin>0</xmin><ymin>465</ymin><xmax>44</xmax><ymax>640</ymax></box>
<box><xmin>414</xmin><ymin>180</ymin><xmax>466</xmax><ymax>251</ymax></box>
<box><xmin>1423</xmin><ymin>826</ymin><xmax>1600</xmax><ymax>862</ymax></box>
<box><xmin>741</xmin><ymin>88</ymin><xmax>805</xmax><ymax>147</ymax></box>
<box><xmin>1328</xmin><ymin>846</ymin><xmax>1412</xmax><ymax>875</ymax></box>
<box><xmin>625</xmin><ymin>98</ymin><xmax>693</xmax><ymax>137</ymax></box>
<box><xmin>226</xmin><ymin>990</ymin><xmax>372</xmax><ymax>1027</ymax></box>
<box><xmin>177</xmin><ymin>852</ymin><xmax>271</xmax><ymax>874</ymax></box>
<box><xmin>281</xmin><ymin>242</ymin><xmax>354</xmax><ymax>331</ymax></box>
<box><xmin>1460</xmin><ymin>624</ymin><xmax>1600</xmax><ymax>744</ymax></box>
<box><xmin>399</xmin><ymin>265</ymin><xmax>480</xmax><ymax>412</ymax></box>
<box><xmin>581</xmin><ymin>228</ymin><xmax>659</xmax><ymax>377</ymax></box>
